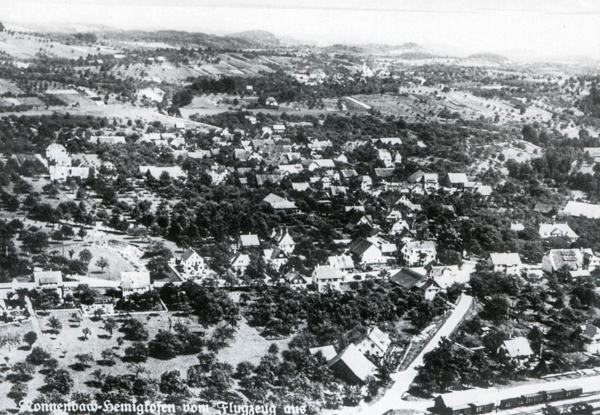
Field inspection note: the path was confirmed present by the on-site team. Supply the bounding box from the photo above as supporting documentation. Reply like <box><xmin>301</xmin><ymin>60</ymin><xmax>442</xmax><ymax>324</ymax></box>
<box><xmin>24</xmin><ymin>296</ymin><xmax>48</xmax><ymax>350</ymax></box>
<box><xmin>334</xmin><ymin>294</ymin><xmax>474</xmax><ymax>415</ymax></box>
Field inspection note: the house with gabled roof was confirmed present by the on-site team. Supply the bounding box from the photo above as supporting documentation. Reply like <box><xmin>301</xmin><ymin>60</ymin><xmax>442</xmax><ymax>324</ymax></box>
<box><xmin>328</xmin><ymin>255</ymin><xmax>355</xmax><ymax>272</ymax></box>
<box><xmin>312</xmin><ymin>265</ymin><xmax>344</xmax><ymax>292</ymax></box>
<box><xmin>580</xmin><ymin>324</ymin><xmax>600</xmax><ymax>353</ymax></box>
<box><xmin>327</xmin><ymin>343</ymin><xmax>377</xmax><ymax>385</ymax></box>
<box><xmin>274</xmin><ymin>270</ymin><xmax>309</xmax><ymax>288</ymax></box>
<box><xmin>498</xmin><ymin>337</ymin><xmax>534</xmax><ymax>361</ymax></box>
<box><xmin>442</xmin><ymin>172</ymin><xmax>470</xmax><ymax>189</ymax></box>
<box><xmin>539</xmin><ymin>223</ymin><xmax>579</xmax><ymax>241</ymax></box>
<box><xmin>355</xmin><ymin>327</ymin><xmax>391</xmax><ymax>358</ymax></box>
<box><xmin>175</xmin><ymin>249</ymin><xmax>207</xmax><ymax>276</ymax></box>
<box><xmin>273</xmin><ymin>228</ymin><xmax>296</xmax><ymax>255</ymax></box>
<box><xmin>120</xmin><ymin>271</ymin><xmax>151</xmax><ymax>297</ymax></box>
<box><xmin>348</xmin><ymin>238</ymin><xmax>385</xmax><ymax>264</ymax></box>
<box><xmin>34</xmin><ymin>270</ymin><xmax>63</xmax><ymax>296</ymax></box>
<box><xmin>263</xmin><ymin>193</ymin><xmax>297</xmax><ymax>211</ymax></box>
<box><xmin>489</xmin><ymin>253</ymin><xmax>522</xmax><ymax>275</ymax></box>
<box><xmin>263</xmin><ymin>247</ymin><xmax>288</xmax><ymax>270</ymax></box>
<box><xmin>231</xmin><ymin>253</ymin><xmax>251</xmax><ymax>273</ymax></box>
<box><xmin>238</xmin><ymin>234</ymin><xmax>260</xmax><ymax>250</ymax></box>
<box><xmin>401</xmin><ymin>241</ymin><xmax>436</xmax><ymax>266</ymax></box>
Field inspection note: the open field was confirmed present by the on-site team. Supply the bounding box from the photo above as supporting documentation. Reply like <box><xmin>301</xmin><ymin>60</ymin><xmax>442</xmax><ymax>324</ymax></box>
<box><xmin>0</xmin><ymin>32</ymin><xmax>118</xmax><ymax>60</ymax></box>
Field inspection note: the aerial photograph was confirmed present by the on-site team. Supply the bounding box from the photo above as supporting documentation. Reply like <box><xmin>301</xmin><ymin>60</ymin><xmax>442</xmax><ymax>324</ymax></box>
<box><xmin>0</xmin><ymin>0</ymin><xmax>599</xmax><ymax>414</ymax></box>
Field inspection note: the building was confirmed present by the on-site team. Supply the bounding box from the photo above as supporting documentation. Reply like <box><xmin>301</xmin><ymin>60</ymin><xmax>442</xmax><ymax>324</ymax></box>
<box><xmin>355</xmin><ymin>327</ymin><xmax>391</xmax><ymax>358</ymax></box>
<box><xmin>348</xmin><ymin>238</ymin><xmax>386</xmax><ymax>265</ymax></box>
<box><xmin>120</xmin><ymin>272</ymin><xmax>151</xmax><ymax>297</ymax></box>
<box><xmin>49</xmin><ymin>165</ymin><xmax>91</xmax><ymax>181</ymax></box>
<box><xmin>139</xmin><ymin>166</ymin><xmax>187</xmax><ymax>179</ymax></box>
<box><xmin>401</xmin><ymin>241</ymin><xmax>437</xmax><ymax>266</ymax></box>
<box><xmin>489</xmin><ymin>253</ymin><xmax>522</xmax><ymax>275</ymax></box>
<box><xmin>175</xmin><ymin>249</ymin><xmax>207</xmax><ymax>276</ymax></box>
<box><xmin>442</xmin><ymin>173</ymin><xmax>470</xmax><ymax>189</ymax></box>
<box><xmin>238</xmin><ymin>234</ymin><xmax>261</xmax><ymax>250</ymax></box>
<box><xmin>312</xmin><ymin>266</ymin><xmax>344</xmax><ymax>292</ymax></box>
<box><xmin>45</xmin><ymin>143</ymin><xmax>71</xmax><ymax>166</ymax></box>
<box><xmin>538</xmin><ymin>223</ymin><xmax>579</xmax><ymax>241</ymax></box>
<box><xmin>561</xmin><ymin>201</ymin><xmax>600</xmax><ymax>219</ymax></box>
<box><xmin>498</xmin><ymin>337</ymin><xmax>534</xmax><ymax>361</ymax></box>
<box><xmin>580</xmin><ymin>324</ymin><xmax>600</xmax><ymax>354</ymax></box>
<box><xmin>231</xmin><ymin>253</ymin><xmax>251</xmax><ymax>273</ymax></box>
<box><xmin>263</xmin><ymin>194</ymin><xmax>297</xmax><ymax>211</ymax></box>
<box><xmin>34</xmin><ymin>270</ymin><xmax>63</xmax><ymax>296</ymax></box>
<box><xmin>263</xmin><ymin>248</ymin><xmax>288</xmax><ymax>270</ymax></box>
<box><xmin>541</xmin><ymin>248</ymin><xmax>599</xmax><ymax>274</ymax></box>
<box><xmin>327</xmin><ymin>343</ymin><xmax>377</xmax><ymax>385</ymax></box>
<box><xmin>328</xmin><ymin>255</ymin><xmax>355</xmax><ymax>272</ymax></box>
<box><xmin>274</xmin><ymin>229</ymin><xmax>296</xmax><ymax>255</ymax></box>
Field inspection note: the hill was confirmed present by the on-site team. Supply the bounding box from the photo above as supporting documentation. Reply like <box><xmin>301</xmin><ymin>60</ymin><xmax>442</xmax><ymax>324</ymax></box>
<box><xmin>467</xmin><ymin>53</ymin><xmax>509</xmax><ymax>64</ymax></box>
<box><xmin>230</xmin><ymin>30</ymin><xmax>280</xmax><ymax>47</ymax></box>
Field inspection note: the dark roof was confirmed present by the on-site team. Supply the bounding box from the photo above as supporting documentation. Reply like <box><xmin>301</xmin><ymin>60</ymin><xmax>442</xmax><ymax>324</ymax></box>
<box><xmin>391</xmin><ymin>268</ymin><xmax>424</xmax><ymax>290</ymax></box>
<box><xmin>348</xmin><ymin>238</ymin><xmax>374</xmax><ymax>256</ymax></box>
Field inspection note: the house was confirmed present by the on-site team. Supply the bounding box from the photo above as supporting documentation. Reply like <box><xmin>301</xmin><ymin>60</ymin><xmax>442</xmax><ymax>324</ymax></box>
<box><xmin>401</xmin><ymin>241</ymin><xmax>437</xmax><ymax>266</ymax></box>
<box><xmin>45</xmin><ymin>143</ymin><xmax>71</xmax><ymax>166</ymax></box>
<box><xmin>541</xmin><ymin>248</ymin><xmax>592</xmax><ymax>274</ymax></box>
<box><xmin>348</xmin><ymin>238</ymin><xmax>386</xmax><ymax>264</ymax></box>
<box><xmin>389</xmin><ymin>220</ymin><xmax>410</xmax><ymax>235</ymax></box>
<box><xmin>390</xmin><ymin>267</ymin><xmax>427</xmax><ymax>291</ymax></box>
<box><xmin>328</xmin><ymin>255</ymin><xmax>355</xmax><ymax>272</ymax></box>
<box><xmin>263</xmin><ymin>194</ymin><xmax>297</xmax><ymax>211</ymax></box>
<box><xmin>386</xmin><ymin>210</ymin><xmax>403</xmax><ymax>222</ymax></box>
<box><xmin>308</xmin><ymin>159</ymin><xmax>336</xmax><ymax>171</ymax></box>
<box><xmin>417</xmin><ymin>278</ymin><xmax>442</xmax><ymax>301</ymax></box>
<box><xmin>275</xmin><ymin>270</ymin><xmax>309</xmax><ymax>287</ymax></box>
<box><xmin>423</xmin><ymin>173</ymin><xmax>439</xmax><ymax>192</ymax></box>
<box><xmin>489</xmin><ymin>253</ymin><xmax>522</xmax><ymax>275</ymax></box>
<box><xmin>312</xmin><ymin>266</ymin><xmax>344</xmax><ymax>292</ymax></box>
<box><xmin>49</xmin><ymin>166</ymin><xmax>91</xmax><ymax>181</ymax></box>
<box><xmin>427</xmin><ymin>265</ymin><xmax>467</xmax><ymax>288</ymax></box>
<box><xmin>355</xmin><ymin>327</ymin><xmax>391</xmax><ymax>358</ymax></box>
<box><xmin>327</xmin><ymin>343</ymin><xmax>377</xmax><ymax>385</ymax></box>
<box><xmin>120</xmin><ymin>272</ymin><xmax>151</xmax><ymax>297</ymax></box>
<box><xmin>272</xmin><ymin>124</ymin><xmax>285</xmax><ymax>132</ymax></box>
<box><xmin>263</xmin><ymin>248</ymin><xmax>288</xmax><ymax>270</ymax></box>
<box><xmin>231</xmin><ymin>253</ymin><xmax>251</xmax><ymax>273</ymax></box>
<box><xmin>433</xmin><ymin>389</ymin><xmax>495</xmax><ymax>415</ymax></box>
<box><xmin>442</xmin><ymin>173</ymin><xmax>469</xmax><ymax>189</ymax></box>
<box><xmin>533</xmin><ymin>202</ymin><xmax>556</xmax><ymax>215</ymax></box>
<box><xmin>539</xmin><ymin>223</ymin><xmax>579</xmax><ymax>241</ymax></box>
<box><xmin>498</xmin><ymin>337</ymin><xmax>534</xmax><ymax>361</ymax></box>
<box><xmin>561</xmin><ymin>201</ymin><xmax>600</xmax><ymax>219</ymax></box>
<box><xmin>580</xmin><ymin>324</ymin><xmax>600</xmax><ymax>354</ymax></box>
<box><xmin>378</xmin><ymin>149</ymin><xmax>393</xmax><ymax>167</ymax></box>
<box><xmin>238</xmin><ymin>234</ymin><xmax>261</xmax><ymax>250</ymax></box>
<box><xmin>309</xmin><ymin>345</ymin><xmax>338</xmax><ymax>362</ymax></box>
<box><xmin>34</xmin><ymin>270</ymin><xmax>63</xmax><ymax>296</ymax></box>
<box><xmin>176</xmin><ymin>249</ymin><xmax>207</xmax><ymax>276</ymax></box>
<box><xmin>291</xmin><ymin>182</ymin><xmax>311</xmax><ymax>192</ymax></box>
<box><xmin>274</xmin><ymin>229</ymin><xmax>296</xmax><ymax>255</ymax></box>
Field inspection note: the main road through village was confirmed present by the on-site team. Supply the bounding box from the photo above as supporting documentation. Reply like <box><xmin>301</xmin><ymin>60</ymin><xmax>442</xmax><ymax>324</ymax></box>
<box><xmin>329</xmin><ymin>294</ymin><xmax>475</xmax><ymax>415</ymax></box>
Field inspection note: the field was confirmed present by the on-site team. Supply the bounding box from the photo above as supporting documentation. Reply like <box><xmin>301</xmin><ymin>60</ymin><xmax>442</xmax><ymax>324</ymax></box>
<box><xmin>0</xmin><ymin>32</ymin><xmax>117</xmax><ymax>60</ymax></box>
<box><xmin>0</xmin><ymin>79</ymin><xmax>23</xmax><ymax>95</ymax></box>
<box><xmin>0</xmin><ymin>307</ymin><xmax>290</xmax><ymax>411</ymax></box>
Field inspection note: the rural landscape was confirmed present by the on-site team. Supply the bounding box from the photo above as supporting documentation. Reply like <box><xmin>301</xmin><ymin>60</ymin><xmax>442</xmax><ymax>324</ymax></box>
<box><xmin>0</xmin><ymin>3</ymin><xmax>599</xmax><ymax>415</ymax></box>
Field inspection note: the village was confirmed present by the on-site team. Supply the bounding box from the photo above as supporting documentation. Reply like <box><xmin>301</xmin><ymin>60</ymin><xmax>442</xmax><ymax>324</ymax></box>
<box><xmin>0</xmin><ymin>14</ymin><xmax>599</xmax><ymax>415</ymax></box>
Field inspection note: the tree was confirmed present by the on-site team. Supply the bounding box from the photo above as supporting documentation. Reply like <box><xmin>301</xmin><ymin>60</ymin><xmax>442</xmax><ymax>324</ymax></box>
<box><xmin>10</xmin><ymin>361</ymin><xmax>35</xmax><ymax>382</ymax></box>
<box><xmin>78</xmin><ymin>249</ymin><xmax>93</xmax><ymax>264</ymax></box>
<box><xmin>121</xmin><ymin>318</ymin><xmax>149</xmax><ymax>341</ymax></box>
<box><xmin>27</xmin><ymin>347</ymin><xmax>51</xmax><ymax>365</ymax></box>
<box><xmin>96</xmin><ymin>257</ymin><xmax>109</xmax><ymax>272</ymax></box>
<box><xmin>103</xmin><ymin>318</ymin><xmax>117</xmax><ymax>336</ymax></box>
<box><xmin>21</xmin><ymin>230</ymin><xmax>49</xmax><ymax>253</ymax></box>
<box><xmin>101</xmin><ymin>349</ymin><xmax>117</xmax><ymax>366</ymax></box>
<box><xmin>159</xmin><ymin>370</ymin><xmax>189</xmax><ymax>395</ymax></box>
<box><xmin>23</xmin><ymin>331</ymin><xmax>37</xmax><ymax>348</ymax></box>
<box><xmin>82</xmin><ymin>327</ymin><xmax>92</xmax><ymax>340</ymax></box>
<box><xmin>78</xmin><ymin>227</ymin><xmax>87</xmax><ymax>239</ymax></box>
<box><xmin>74</xmin><ymin>353</ymin><xmax>94</xmax><ymax>369</ymax></box>
<box><xmin>8</xmin><ymin>382</ymin><xmax>28</xmax><ymax>404</ymax></box>
<box><xmin>47</xmin><ymin>316</ymin><xmax>63</xmax><ymax>334</ymax></box>
<box><xmin>44</xmin><ymin>368</ymin><xmax>73</xmax><ymax>394</ymax></box>
<box><xmin>483</xmin><ymin>294</ymin><xmax>511</xmax><ymax>322</ymax></box>
<box><xmin>125</xmin><ymin>342</ymin><xmax>149</xmax><ymax>362</ymax></box>
<box><xmin>148</xmin><ymin>330</ymin><xmax>182</xmax><ymax>360</ymax></box>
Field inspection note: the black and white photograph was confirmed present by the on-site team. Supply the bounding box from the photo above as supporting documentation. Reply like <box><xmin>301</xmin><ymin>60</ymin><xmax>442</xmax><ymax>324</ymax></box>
<box><xmin>0</xmin><ymin>0</ymin><xmax>599</xmax><ymax>414</ymax></box>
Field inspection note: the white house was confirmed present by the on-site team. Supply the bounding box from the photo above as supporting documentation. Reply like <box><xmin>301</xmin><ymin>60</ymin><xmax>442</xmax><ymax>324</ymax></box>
<box><xmin>348</xmin><ymin>238</ymin><xmax>386</xmax><ymax>264</ymax></box>
<box><xmin>328</xmin><ymin>255</ymin><xmax>355</xmax><ymax>272</ymax></box>
<box><xmin>580</xmin><ymin>324</ymin><xmax>600</xmax><ymax>354</ymax></box>
<box><xmin>176</xmin><ymin>249</ymin><xmax>207</xmax><ymax>276</ymax></box>
<box><xmin>401</xmin><ymin>241</ymin><xmax>436</xmax><ymax>266</ymax></box>
<box><xmin>275</xmin><ymin>229</ymin><xmax>296</xmax><ymax>255</ymax></box>
<box><xmin>45</xmin><ymin>143</ymin><xmax>71</xmax><ymax>166</ymax></box>
<box><xmin>263</xmin><ymin>248</ymin><xmax>288</xmax><ymax>270</ymax></box>
<box><xmin>120</xmin><ymin>271</ymin><xmax>151</xmax><ymax>297</ymax></box>
<box><xmin>49</xmin><ymin>166</ymin><xmax>91</xmax><ymax>181</ymax></box>
<box><xmin>231</xmin><ymin>253</ymin><xmax>251</xmax><ymax>273</ymax></box>
<box><xmin>355</xmin><ymin>327</ymin><xmax>391</xmax><ymax>358</ymax></box>
<box><xmin>539</xmin><ymin>223</ymin><xmax>579</xmax><ymax>241</ymax></box>
<box><xmin>489</xmin><ymin>253</ymin><xmax>523</xmax><ymax>275</ymax></box>
<box><xmin>313</xmin><ymin>266</ymin><xmax>344</xmax><ymax>292</ymax></box>
<box><xmin>238</xmin><ymin>234</ymin><xmax>261</xmax><ymax>250</ymax></box>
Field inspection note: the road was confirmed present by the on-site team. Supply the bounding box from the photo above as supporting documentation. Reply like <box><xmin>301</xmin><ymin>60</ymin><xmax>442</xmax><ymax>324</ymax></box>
<box><xmin>24</xmin><ymin>296</ymin><xmax>48</xmax><ymax>351</ymax></box>
<box><xmin>334</xmin><ymin>294</ymin><xmax>474</xmax><ymax>415</ymax></box>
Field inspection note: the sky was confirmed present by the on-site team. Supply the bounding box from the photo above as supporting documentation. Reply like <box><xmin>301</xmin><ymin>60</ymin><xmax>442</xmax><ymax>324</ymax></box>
<box><xmin>2</xmin><ymin>0</ymin><xmax>600</xmax><ymax>58</ymax></box>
